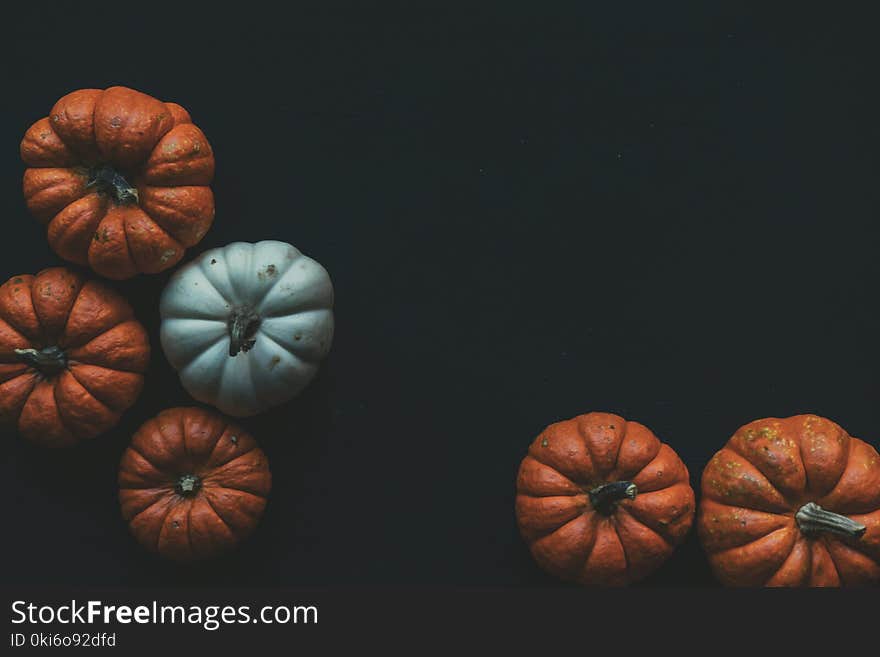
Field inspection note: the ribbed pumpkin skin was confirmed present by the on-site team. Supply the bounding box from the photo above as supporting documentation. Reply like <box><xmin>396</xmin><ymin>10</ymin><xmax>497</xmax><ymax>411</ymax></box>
<box><xmin>698</xmin><ymin>415</ymin><xmax>880</xmax><ymax>587</ymax></box>
<box><xmin>159</xmin><ymin>240</ymin><xmax>334</xmax><ymax>417</ymax></box>
<box><xmin>515</xmin><ymin>412</ymin><xmax>695</xmax><ymax>586</ymax></box>
<box><xmin>0</xmin><ymin>267</ymin><xmax>148</xmax><ymax>447</ymax></box>
<box><xmin>21</xmin><ymin>86</ymin><xmax>214</xmax><ymax>279</ymax></box>
<box><xmin>118</xmin><ymin>407</ymin><xmax>271</xmax><ymax>561</ymax></box>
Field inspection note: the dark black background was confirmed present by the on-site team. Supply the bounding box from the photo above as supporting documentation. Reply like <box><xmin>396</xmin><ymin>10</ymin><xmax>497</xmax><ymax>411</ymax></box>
<box><xmin>2</xmin><ymin>2</ymin><xmax>880</xmax><ymax>591</ymax></box>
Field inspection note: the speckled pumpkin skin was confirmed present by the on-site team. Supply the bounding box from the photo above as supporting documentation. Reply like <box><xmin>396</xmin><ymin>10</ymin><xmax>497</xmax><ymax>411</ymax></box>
<box><xmin>515</xmin><ymin>412</ymin><xmax>695</xmax><ymax>586</ymax></box>
<box><xmin>118</xmin><ymin>407</ymin><xmax>271</xmax><ymax>561</ymax></box>
<box><xmin>698</xmin><ymin>415</ymin><xmax>880</xmax><ymax>586</ymax></box>
<box><xmin>21</xmin><ymin>87</ymin><xmax>214</xmax><ymax>279</ymax></box>
<box><xmin>0</xmin><ymin>267</ymin><xmax>149</xmax><ymax>446</ymax></box>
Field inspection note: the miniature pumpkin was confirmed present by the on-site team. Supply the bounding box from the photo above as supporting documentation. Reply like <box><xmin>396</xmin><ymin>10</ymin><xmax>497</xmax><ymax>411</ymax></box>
<box><xmin>159</xmin><ymin>240</ymin><xmax>334</xmax><ymax>417</ymax></box>
<box><xmin>118</xmin><ymin>406</ymin><xmax>271</xmax><ymax>561</ymax></box>
<box><xmin>515</xmin><ymin>412</ymin><xmax>695</xmax><ymax>586</ymax></box>
<box><xmin>698</xmin><ymin>415</ymin><xmax>880</xmax><ymax>586</ymax></box>
<box><xmin>21</xmin><ymin>86</ymin><xmax>214</xmax><ymax>279</ymax></box>
<box><xmin>0</xmin><ymin>267</ymin><xmax>149</xmax><ymax>447</ymax></box>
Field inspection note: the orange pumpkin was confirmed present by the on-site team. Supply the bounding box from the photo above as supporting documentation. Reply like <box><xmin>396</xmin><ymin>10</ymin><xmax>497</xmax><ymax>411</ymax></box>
<box><xmin>698</xmin><ymin>415</ymin><xmax>880</xmax><ymax>586</ymax></box>
<box><xmin>0</xmin><ymin>267</ymin><xmax>149</xmax><ymax>447</ymax></box>
<box><xmin>515</xmin><ymin>412</ymin><xmax>695</xmax><ymax>586</ymax></box>
<box><xmin>21</xmin><ymin>86</ymin><xmax>215</xmax><ymax>279</ymax></box>
<box><xmin>118</xmin><ymin>407</ymin><xmax>271</xmax><ymax>561</ymax></box>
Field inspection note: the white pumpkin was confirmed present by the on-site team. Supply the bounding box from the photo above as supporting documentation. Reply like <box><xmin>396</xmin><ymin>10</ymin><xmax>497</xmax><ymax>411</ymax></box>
<box><xmin>159</xmin><ymin>240</ymin><xmax>334</xmax><ymax>417</ymax></box>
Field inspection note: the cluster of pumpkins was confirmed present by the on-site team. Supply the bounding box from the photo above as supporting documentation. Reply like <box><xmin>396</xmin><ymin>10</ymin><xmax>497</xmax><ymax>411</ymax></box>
<box><xmin>516</xmin><ymin>412</ymin><xmax>880</xmax><ymax>586</ymax></box>
<box><xmin>6</xmin><ymin>88</ymin><xmax>878</xmax><ymax>587</ymax></box>
<box><xmin>2</xmin><ymin>87</ymin><xmax>334</xmax><ymax>561</ymax></box>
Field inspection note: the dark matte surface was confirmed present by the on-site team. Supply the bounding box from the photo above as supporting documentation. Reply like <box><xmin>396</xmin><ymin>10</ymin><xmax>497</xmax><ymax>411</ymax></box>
<box><xmin>2</xmin><ymin>3</ymin><xmax>879</xmax><ymax>588</ymax></box>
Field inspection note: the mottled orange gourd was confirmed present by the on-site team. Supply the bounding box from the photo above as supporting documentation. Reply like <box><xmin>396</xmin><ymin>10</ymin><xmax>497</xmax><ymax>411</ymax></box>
<box><xmin>515</xmin><ymin>412</ymin><xmax>695</xmax><ymax>586</ymax></box>
<box><xmin>21</xmin><ymin>86</ymin><xmax>215</xmax><ymax>279</ymax></box>
<box><xmin>118</xmin><ymin>407</ymin><xmax>272</xmax><ymax>561</ymax></box>
<box><xmin>698</xmin><ymin>415</ymin><xmax>880</xmax><ymax>586</ymax></box>
<box><xmin>0</xmin><ymin>267</ymin><xmax>149</xmax><ymax>446</ymax></box>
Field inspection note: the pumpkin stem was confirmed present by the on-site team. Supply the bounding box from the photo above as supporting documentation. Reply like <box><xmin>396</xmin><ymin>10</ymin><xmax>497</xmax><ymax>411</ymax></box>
<box><xmin>795</xmin><ymin>502</ymin><xmax>866</xmax><ymax>539</ymax></box>
<box><xmin>14</xmin><ymin>346</ymin><xmax>67</xmax><ymax>377</ymax></box>
<box><xmin>228</xmin><ymin>306</ymin><xmax>262</xmax><ymax>357</ymax></box>
<box><xmin>87</xmin><ymin>165</ymin><xmax>139</xmax><ymax>205</ymax></box>
<box><xmin>588</xmin><ymin>480</ymin><xmax>638</xmax><ymax>515</ymax></box>
<box><xmin>175</xmin><ymin>474</ymin><xmax>202</xmax><ymax>497</ymax></box>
